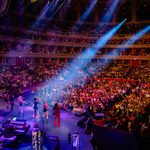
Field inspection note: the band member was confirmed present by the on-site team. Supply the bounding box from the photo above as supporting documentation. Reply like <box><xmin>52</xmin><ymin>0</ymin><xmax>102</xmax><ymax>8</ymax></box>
<box><xmin>42</xmin><ymin>101</ymin><xmax>49</xmax><ymax>123</ymax></box>
<box><xmin>9</xmin><ymin>94</ymin><xmax>15</xmax><ymax>111</ymax></box>
<box><xmin>18</xmin><ymin>95</ymin><xmax>26</xmax><ymax>116</ymax></box>
<box><xmin>53</xmin><ymin>103</ymin><xmax>60</xmax><ymax>127</ymax></box>
<box><xmin>33</xmin><ymin>98</ymin><xmax>39</xmax><ymax>120</ymax></box>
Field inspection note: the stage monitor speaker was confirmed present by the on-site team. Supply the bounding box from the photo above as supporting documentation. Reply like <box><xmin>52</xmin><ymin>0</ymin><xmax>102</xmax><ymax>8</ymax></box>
<box><xmin>44</xmin><ymin>135</ymin><xmax>60</xmax><ymax>150</ymax></box>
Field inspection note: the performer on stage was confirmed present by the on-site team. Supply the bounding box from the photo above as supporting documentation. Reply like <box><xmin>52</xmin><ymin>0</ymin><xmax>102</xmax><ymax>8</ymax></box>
<box><xmin>18</xmin><ymin>96</ymin><xmax>24</xmax><ymax>115</ymax></box>
<box><xmin>42</xmin><ymin>101</ymin><xmax>49</xmax><ymax>123</ymax></box>
<box><xmin>53</xmin><ymin>103</ymin><xmax>60</xmax><ymax>127</ymax></box>
<box><xmin>33</xmin><ymin>97</ymin><xmax>39</xmax><ymax>120</ymax></box>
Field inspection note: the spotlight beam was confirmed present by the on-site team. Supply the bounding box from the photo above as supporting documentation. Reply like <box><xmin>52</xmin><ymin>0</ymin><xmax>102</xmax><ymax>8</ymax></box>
<box><xmin>80</xmin><ymin>0</ymin><xmax>97</xmax><ymax>22</ymax></box>
<box><xmin>93</xmin><ymin>25</ymin><xmax>150</xmax><ymax>74</ymax></box>
<box><xmin>48</xmin><ymin>0</ymin><xmax>66</xmax><ymax>21</ymax></box>
<box><xmin>18</xmin><ymin>0</ymin><xmax>67</xmax><ymax>54</ymax></box>
<box><xmin>94</xmin><ymin>19</ymin><xmax>126</xmax><ymax>49</ymax></box>
<box><xmin>37</xmin><ymin>20</ymin><xmax>126</xmax><ymax>101</ymax></box>
<box><xmin>102</xmin><ymin>0</ymin><xmax>119</xmax><ymax>22</ymax></box>
<box><xmin>72</xmin><ymin>0</ymin><xmax>97</xmax><ymax>30</ymax></box>
<box><xmin>108</xmin><ymin>25</ymin><xmax>150</xmax><ymax>57</ymax></box>
<box><xmin>32</xmin><ymin>3</ymin><xmax>50</xmax><ymax>28</ymax></box>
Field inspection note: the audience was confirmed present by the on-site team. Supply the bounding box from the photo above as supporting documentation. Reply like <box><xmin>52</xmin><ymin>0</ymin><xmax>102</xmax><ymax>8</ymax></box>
<box><xmin>0</xmin><ymin>18</ymin><xmax>149</xmax><ymax>138</ymax></box>
<box><xmin>0</xmin><ymin>40</ymin><xmax>150</xmax><ymax>56</ymax></box>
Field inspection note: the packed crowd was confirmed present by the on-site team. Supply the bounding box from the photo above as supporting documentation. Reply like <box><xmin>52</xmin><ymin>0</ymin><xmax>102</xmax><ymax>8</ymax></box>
<box><xmin>95</xmin><ymin>63</ymin><xmax>131</xmax><ymax>78</ymax></box>
<box><xmin>0</xmin><ymin>40</ymin><xmax>150</xmax><ymax>56</ymax></box>
<box><xmin>0</xmin><ymin>59</ymin><xmax>67</xmax><ymax>94</ymax></box>
<box><xmin>63</xmin><ymin>78</ymin><xmax>134</xmax><ymax>113</ymax></box>
<box><xmin>0</xmin><ymin>4</ymin><xmax>149</xmax><ymax>144</ymax></box>
<box><xmin>1</xmin><ymin>60</ymin><xmax>149</xmax><ymax>94</ymax></box>
<box><xmin>101</xmin><ymin>83</ymin><xmax>150</xmax><ymax>137</ymax></box>
<box><xmin>0</xmin><ymin>59</ymin><xmax>149</xmax><ymax>136</ymax></box>
<box><xmin>0</xmin><ymin>17</ymin><xmax>150</xmax><ymax>134</ymax></box>
<box><xmin>128</xmin><ymin>65</ymin><xmax>150</xmax><ymax>82</ymax></box>
<box><xmin>0</xmin><ymin>26</ymin><xmax>150</xmax><ymax>46</ymax></box>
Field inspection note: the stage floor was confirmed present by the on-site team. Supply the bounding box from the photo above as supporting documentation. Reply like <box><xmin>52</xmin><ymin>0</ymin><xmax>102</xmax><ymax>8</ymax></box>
<box><xmin>0</xmin><ymin>102</ymin><xmax>93</xmax><ymax>150</ymax></box>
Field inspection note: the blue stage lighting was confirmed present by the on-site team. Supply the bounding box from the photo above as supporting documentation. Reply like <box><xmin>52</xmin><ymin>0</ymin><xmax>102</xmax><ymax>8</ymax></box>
<box><xmin>110</xmin><ymin>25</ymin><xmax>150</xmax><ymax>55</ymax></box>
<box><xmin>32</xmin><ymin>3</ymin><xmax>50</xmax><ymax>28</ymax></box>
<box><xmin>97</xmin><ymin>25</ymin><xmax>150</xmax><ymax>68</ymax></box>
<box><xmin>37</xmin><ymin>20</ymin><xmax>126</xmax><ymax>102</ymax></box>
<box><xmin>32</xmin><ymin>0</ymin><xmax>67</xmax><ymax>29</ymax></box>
<box><xmin>94</xmin><ymin>19</ymin><xmax>126</xmax><ymax>48</ymax></box>
<box><xmin>102</xmin><ymin>0</ymin><xmax>119</xmax><ymax>22</ymax></box>
<box><xmin>72</xmin><ymin>0</ymin><xmax>97</xmax><ymax>30</ymax></box>
<box><xmin>123</xmin><ymin>25</ymin><xmax>150</xmax><ymax>46</ymax></box>
<box><xmin>80</xmin><ymin>0</ymin><xmax>97</xmax><ymax>22</ymax></box>
<box><xmin>47</xmin><ymin>0</ymin><xmax>66</xmax><ymax>21</ymax></box>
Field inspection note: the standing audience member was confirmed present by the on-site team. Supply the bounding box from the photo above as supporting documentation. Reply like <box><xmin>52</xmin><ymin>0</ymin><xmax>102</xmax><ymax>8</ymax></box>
<box><xmin>9</xmin><ymin>94</ymin><xmax>15</xmax><ymax>111</ymax></box>
<box><xmin>3</xmin><ymin>93</ymin><xmax>9</xmax><ymax>109</ymax></box>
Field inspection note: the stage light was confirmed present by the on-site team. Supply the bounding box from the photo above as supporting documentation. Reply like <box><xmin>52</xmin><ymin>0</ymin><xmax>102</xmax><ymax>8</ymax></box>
<box><xmin>12</xmin><ymin>117</ymin><xmax>17</xmax><ymax>121</ymax></box>
<box><xmin>116</xmin><ymin>25</ymin><xmax>150</xmax><ymax>52</ymax></box>
<box><xmin>32</xmin><ymin>3</ymin><xmax>50</xmax><ymax>28</ymax></box>
<box><xmin>102</xmin><ymin>0</ymin><xmax>119</xmax><ymax>22</ymax></box>
<box><xmin>72</xmin><ymin>0</ymin><xmax>97</xmax><ymax>30</ymax></box>
<box><xmin>30</xmin><ymin>0</ymin><xmax>38</xmax><ymax>3</ymax></box>
<box><xmin>95</xmin><ymin>19</ymin><xmax>126</xmax><ymax>48</ymax></box>
<box><xmin>36</xmin><ymin>20</ymin><xmax>126</xmax><ymax>102</ymax></box>
<box><xmin>95</xmin><ymin>25</ymin><xmax>150</xmax><ymax>71</ymax></box>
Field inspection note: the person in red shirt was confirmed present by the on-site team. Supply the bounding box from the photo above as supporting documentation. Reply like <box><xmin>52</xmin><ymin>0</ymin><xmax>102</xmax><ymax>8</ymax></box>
<box><xmin>53</xmin><ymin>103</ymin><xmax>60</xmax><ymax>127</ymax></box>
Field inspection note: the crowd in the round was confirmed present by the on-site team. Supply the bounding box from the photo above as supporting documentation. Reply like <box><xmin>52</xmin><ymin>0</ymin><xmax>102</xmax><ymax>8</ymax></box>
<box><xmin>0</xmin><ymin>18</ymin><xmax>150</xmax><ymax>139</ymax></box>
<box><xmin>0</xmin><ymin>3</ymin><xmax>150</xmax><ymax>150</ymax></box>
<box><xmin>0</xmin><ymin>60</ymin><xmax>150</xmax><ymax>140</ymax></box>
<box><xmin>0</xmin><ymin>59</ymin><xmax>67</xmax><ymax>94</ymax></box>
<box><xmin>31</xmin><ymin>63</ymin><xmax>150</xmax><ymax>115</ymax></box>
<box><xmin>0</xmin><ymin>60</ymin><xmax>149</xmax><ymax>122</ymax></box>
<box><xmin>0</xmin><ymin>60</ymin><xmax>149</xmax><ymax>93</ymax></box>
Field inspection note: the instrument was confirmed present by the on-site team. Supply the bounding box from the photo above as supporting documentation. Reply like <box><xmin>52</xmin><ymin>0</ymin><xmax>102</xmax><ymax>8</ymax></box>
<box><xmin>10</xmin><ymin>119</ymin><xmax>30</xmax><ymax>134</ymax></box>
<box><xmin>2</xmin><ymin>119</ymin><xmax>30</xmax><ymax>135</ymax></box>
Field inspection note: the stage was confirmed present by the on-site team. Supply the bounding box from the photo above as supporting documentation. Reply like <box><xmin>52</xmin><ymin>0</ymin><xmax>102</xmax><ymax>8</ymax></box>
<box><xmin>0</xmin><ymin>101</ymin><xmax>93</xmax><ymax>150</ymax></box>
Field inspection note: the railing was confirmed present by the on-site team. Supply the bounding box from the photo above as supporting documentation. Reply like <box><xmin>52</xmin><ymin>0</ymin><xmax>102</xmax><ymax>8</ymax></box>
<box><xmin>0</xmin><ymin>35</ymin><xmax>150</xmax><ymax>48</ymax></box>
<box><xmin>0</xmin><ymin>51</ymin><xmax>150</xmax><ymax>60</ymax></box>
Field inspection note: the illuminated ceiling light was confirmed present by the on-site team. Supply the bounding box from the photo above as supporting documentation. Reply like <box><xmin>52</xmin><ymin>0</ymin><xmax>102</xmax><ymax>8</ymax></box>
<box><xmin>30</xmin><ymin>0</ymin><xmax>38</xmax><ymax>3</ymax></box>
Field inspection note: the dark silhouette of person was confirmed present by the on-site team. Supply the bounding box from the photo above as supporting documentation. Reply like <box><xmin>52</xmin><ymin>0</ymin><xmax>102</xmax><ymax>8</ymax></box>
<box><xmin>9</xmin><ymin>94</ymin><xmax>15</xmax><ymax>111</ymax></box>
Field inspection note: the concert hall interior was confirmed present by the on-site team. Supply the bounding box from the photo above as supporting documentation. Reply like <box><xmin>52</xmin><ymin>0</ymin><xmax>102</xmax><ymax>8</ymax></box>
<box><xmin>0</xmin><ymin>0</ymin><xmax>150</xmax><ymax>150</ymax></box>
